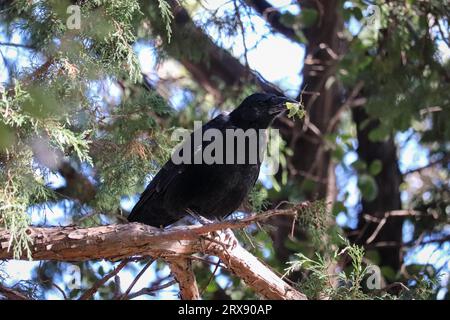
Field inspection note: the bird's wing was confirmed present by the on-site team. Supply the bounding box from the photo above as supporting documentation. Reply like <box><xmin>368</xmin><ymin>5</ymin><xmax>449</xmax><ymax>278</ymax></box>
<box><xmin>128</xmin><ymin>113</ymin><xmax>230</xmax><ymax>219</ymax></box>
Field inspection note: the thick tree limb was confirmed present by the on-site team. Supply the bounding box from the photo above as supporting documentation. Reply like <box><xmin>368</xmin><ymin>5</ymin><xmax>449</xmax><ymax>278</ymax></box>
<box><xmin>205</xmin><ymin>232</ymin><xmax>305</xmax><ymax>300</ymax></box>
<box><xmin>79</xmin><ymin>258</ymin><xmax>130</xmax><ymax>300</ymax></box>
<box><xmin>0</xmin><ymin>204</ymin><xmax>309</xmax><ymax>300</ymax></box>
<box><xmin>167</xmin><ymin>258</ymin><xmax>200</xmax><ymax>300</ymax></box>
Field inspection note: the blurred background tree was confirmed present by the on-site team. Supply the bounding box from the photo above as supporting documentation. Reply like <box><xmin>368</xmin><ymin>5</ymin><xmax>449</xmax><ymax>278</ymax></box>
<box><xmin>0</xmin><ymin>0</ymin><xmax>448</xmax><ymax>300</ymax></box>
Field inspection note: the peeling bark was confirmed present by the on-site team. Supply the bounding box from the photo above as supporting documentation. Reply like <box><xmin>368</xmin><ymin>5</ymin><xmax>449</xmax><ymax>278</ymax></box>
<box><xmin>167</xmin><ymin>258</ymin><xmax>200</xmax><ymax>300</ymax></box>
<box><xmin>0</xmin><ymin>205</ymin><xmax>309</xmax><ymax>300</ymax></box>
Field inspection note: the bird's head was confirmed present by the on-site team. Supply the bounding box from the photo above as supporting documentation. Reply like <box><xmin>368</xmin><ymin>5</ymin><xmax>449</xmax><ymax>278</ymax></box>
<box><xmin>230</xmin><ymin>92</ymin><xmax>298</xmax><ymax>129</ymax></box>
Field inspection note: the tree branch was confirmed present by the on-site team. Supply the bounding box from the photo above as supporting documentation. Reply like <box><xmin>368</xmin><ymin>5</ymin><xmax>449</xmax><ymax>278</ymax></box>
<box><xmin>0</xmin><ymin>204</ymin><xmax>310</xmax><ymax>300</ymax></box>
<box><xmin>79</xmin><ymin>258</ymin><xmax>130</xmax><ymax>300</ymax></box>
<box><xmin>120</xmin><ymin>258</ymin><xmax>154</xmax><ymax>300</ymax></box>
<box><xmin>167</xmin><ymin>258</ymin><xmax>200</xmax><ymax>300</ymax></box>
<box><xmin>367</xmin><ymin>234</ymin><xmax>450</xmax><ymax>249</ymax></box>
<box><xmin>403</xmin><ymin>154</ymin><xmax>450</xmax><ymax>176</ymax></box>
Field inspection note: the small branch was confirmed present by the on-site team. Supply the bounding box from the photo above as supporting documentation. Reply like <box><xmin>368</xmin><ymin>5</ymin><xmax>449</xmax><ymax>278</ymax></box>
<box><xmin>363</xmin><ymin>210</ymin><xmax>423</xmax><ymax>244</ymax></box>
<box><xmin>200</xmin><ymin>259</ymin><xmax>221</xmax><ymax>296</ymax></box>
<box><xmin>0</xmin><ymin>284</ymin><xmax>30</xmax><ymax>300</ymax></box>
<box><xmin>0</xmin><ymin>42</ymin><xmax>35</xmax><ymax>49</ymax></box>
<box><xmin>234</xmin><ymin>0</ymin><xmax>250</xmax><ymax>69</ymax></box>
<box><xmin>79</xmin><ymin>259</ymin><xmax>130</xmax><ymax>300</ymax></box>
<box><xmin>434</xmin><ymin>20</ymin><xmax>450</xmax><ymax>47</ymax></box>
<box><xmin>403</xmin><ymin>155</ymin><xmax>449</xmax><ymax>176</ymax></box>
<box><xmin>51</xmin><ymin>283</ymin><xmax>68</xmax><ymax>300</ymax></box>
<box><xmin>326</xmin><ymin>81</ymin><xmax>365</xmax><ymax>133</ymax></box>
<box><xmin>113</xmin><ymin>276</ymin><xmax>122</xmax><ymax>299</ymax></box>
<box><xmin>365</xmin><ymin>217</ymin><xmax>387</xmax><ymax>244</ymax></box>
<box><xmin>127</xmin><ymin>280</ymin><xmax>178</xmax><ymax>300</ymax></box>
<box><xmin>37</xmin><ymin>279</ymin><xmax>68</xmax><ymax>300</ymax></box>
<box><xmin>24</xmin><ymin>58</ymin><xmax>54</xmax><ymax>83</ymax></box>
<box><xmin>368</xmin><ymin>235</ymin><xmax>450</xmax><ymax>249</ymax></box>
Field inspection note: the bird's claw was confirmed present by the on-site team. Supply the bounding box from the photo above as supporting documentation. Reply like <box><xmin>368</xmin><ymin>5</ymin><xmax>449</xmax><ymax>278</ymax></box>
<box><xmin>186</xmin><ymin>210</ymin><xmax>239</xmax><ymax>250</ymax></box>
<box><xmin>209</xmin><ymin>228</ymin><xmax>238</xmax><ymax>251</ymax></box>
<box><xmin>223</xmin><ymin>228</ymin><xmax>239</xmax><ymax>250</ymax></box>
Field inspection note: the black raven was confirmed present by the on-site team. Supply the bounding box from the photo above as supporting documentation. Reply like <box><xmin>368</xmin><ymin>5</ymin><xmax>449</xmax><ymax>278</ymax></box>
<box><xmin>128</xmin><ymin>93</ymin><xmax>296</xmax><ymax>227</ymax></box>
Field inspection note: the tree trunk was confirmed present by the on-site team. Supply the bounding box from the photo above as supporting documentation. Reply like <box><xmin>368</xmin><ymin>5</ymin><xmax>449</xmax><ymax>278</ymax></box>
<box><xmin>352</xmin><ymin>108</ymin><xmax>403</xmax><ymax>271</ymax></box>
<box><xmin>272</xmin><ymin>0</ymin><xmax>344</xmax><ymax>262</ymax></box>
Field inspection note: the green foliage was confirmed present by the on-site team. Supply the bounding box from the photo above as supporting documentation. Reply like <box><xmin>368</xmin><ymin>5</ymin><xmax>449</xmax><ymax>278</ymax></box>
<box><xmin>286</xmin><ymin>101</ymin><xmax>306</xmax><ymax>119</ymax></box>
<box><xmin>297</xmin><ymin>200</ymin><xmax>329</xmax><ymax>247</ymax></box>
<box><xmin>0</xmin><ymin>83</ymin><xmax>92</xmax><ymax>258</ymax></box>
<box><xmin>284</xmin><ymin>251</ymin><xmax>332</xmax><ymax>298</ymax></box>
<box><xmin>0</xmin><ymin>148</ymin><xmax>53</xmax><ymax>259</ymax></box>
<box><xmin>248</xmin><ymin>184</ymin><xmax>269</xmax><ymax>213</ymax></box>
<box><xmin>368</xmin><ymin>159</ymin><xmax>383</xmax><ymax>176</ymax></box>
<box><xmin>285</xmin><ymin>236</ymin><xmax>384</xmax><ymax>299</ymax></box>
<box><xmin>157</xmin><ymin>0</ymin><xmax>174</xmax><ymax>43</ymax></box>
<box><xmin>0</xmin><ymin>1</ymin><xmax>173</xmax><ymax>258</ymax></box>
<box><xmin>399</xmin><ymin>275</ymin><xmax>439</xmax><ymax>300</ymax></box>
<box><xmin>285</xmin><ymin>233</ymin><xmax>439</xmax><ymax>300</ymax></box>
<box><xmin>340</xmin><ymin>0</ymin><xmax>450</xmax><ymax>143</ymax></box>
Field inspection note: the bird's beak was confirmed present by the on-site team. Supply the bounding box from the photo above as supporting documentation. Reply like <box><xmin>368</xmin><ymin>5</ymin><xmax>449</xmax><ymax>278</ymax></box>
<box><xmin>268</xmin><ymin>96</ymin><xmax>298</xmax><ymax>115</ymax></box>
